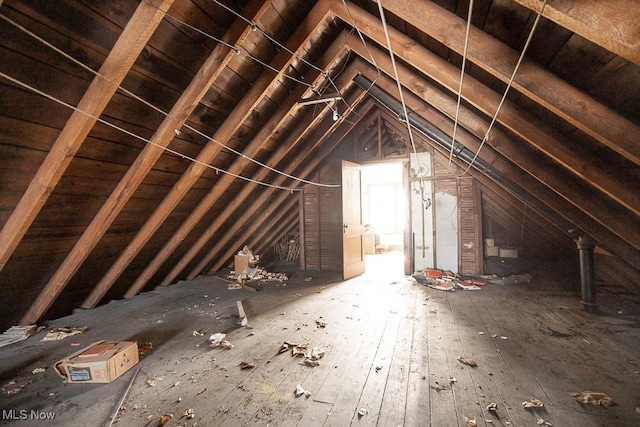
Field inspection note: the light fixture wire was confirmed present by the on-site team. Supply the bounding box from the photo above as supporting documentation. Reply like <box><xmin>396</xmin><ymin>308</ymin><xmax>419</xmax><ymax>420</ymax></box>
<box><xmin>447</xmin><ymin>0</ymin><xmax>474</xmax><ymax>171</ymax></box>
<box><xmin>460</xmin><ymin>0</ymin><xmax>547</xmax><ymax>176</ymax></box>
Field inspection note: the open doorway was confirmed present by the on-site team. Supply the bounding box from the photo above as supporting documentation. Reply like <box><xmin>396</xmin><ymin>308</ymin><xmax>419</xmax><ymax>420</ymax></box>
<box><xmin>361</xmin><ymin>162</ymin><xmax>405</xmax><ymax>277</ymax></box>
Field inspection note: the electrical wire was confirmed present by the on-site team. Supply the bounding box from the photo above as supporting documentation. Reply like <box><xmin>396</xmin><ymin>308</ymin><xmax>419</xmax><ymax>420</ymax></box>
<box><xmin>0</xmin><ymin>70</ymin><xmax>304</xmax><ymax>191</ymax></box>
<box><xmin>209</xmin><ymin>0</ymin><xmax>348</xmax><ymax>109</ymax></box>
<box><xmin>447</xmin><ymin>0</ymin><xmax>474</xmax><ymax>171</ymax></box>
<box><xmin>0</xmin><ymin>12</ymin><xmax>340</xmax><ymax>188</ymax></box>
<box><xmin>376</xmin><ymin>0</ymin><xmax>430</xmax><ymax>208</ymax></box>
<box><xmin>340</xmin><ymin>0</ymin><xmax>381</xmax><ymax>76</ymax></box>
<box><xmin>460</xmin><ymin>0</ymin><xmax>547</xmax><ymax>175</ymax></box>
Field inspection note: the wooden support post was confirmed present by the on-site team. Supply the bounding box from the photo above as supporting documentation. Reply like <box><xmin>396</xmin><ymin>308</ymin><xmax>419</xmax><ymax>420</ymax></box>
<box><xmin>0</xmin><ymin>0</ymin><xmax>174</xmax><ymax>272</ymax></box>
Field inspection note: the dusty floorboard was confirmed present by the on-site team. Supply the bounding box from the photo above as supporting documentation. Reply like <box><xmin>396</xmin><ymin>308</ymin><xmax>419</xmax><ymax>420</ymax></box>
<box><xmin>1</xmin><ymin>254</ymin><xmax>640</xmax><ymax>426</ymax></box>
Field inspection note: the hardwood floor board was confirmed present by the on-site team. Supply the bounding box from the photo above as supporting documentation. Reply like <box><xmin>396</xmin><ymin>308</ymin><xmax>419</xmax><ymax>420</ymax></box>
<box><xmin>448</xmin><ymin>291</ymin><xmax>525</xmax><ymax>426</ymax></box>
<box><xmin>424</xmin><ymin>289</ymin><xmax>460</xmax><ymax>425</ymax></box>
<box><xmin>314</xmin><ymin>302</ymin><xmax>390</xmax><ymax>426</ymax></box>
<box><xmin>344</xmin><ymin>308</ymin><xmax>402</xmax><ymax>425</ymax></box>
<box><xmin>404</xmin><ymin>284</ymin><xmax>432</xmax><ymax>427</ymax></box>
<box><xmin>274</xmin><ymin>279</ymin><xmax>391</xmax><ymax>426</ymax></box>
<box><xmin>376</xmin><ymin>281</ymin><xmax>418</xmax><ymax>427</ymax></box>
<box><xmin>4</xmin><ymin>255</ymin><xmax>640</xmax><ymax>427</ymax></box>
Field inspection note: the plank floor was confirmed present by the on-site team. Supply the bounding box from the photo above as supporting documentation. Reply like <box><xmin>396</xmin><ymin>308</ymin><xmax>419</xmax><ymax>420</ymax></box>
<box><xmin>1</xmin><ymin>253</ymin><xmax>640</xmax><ymax>426</ymax></box>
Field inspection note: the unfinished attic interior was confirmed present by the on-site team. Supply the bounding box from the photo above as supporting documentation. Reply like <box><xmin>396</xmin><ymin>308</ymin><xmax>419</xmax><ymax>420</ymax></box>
<box><xmin>1</xmin><ymin>0</ymin><xmax>640</xmax><ymax>424</ymax></box>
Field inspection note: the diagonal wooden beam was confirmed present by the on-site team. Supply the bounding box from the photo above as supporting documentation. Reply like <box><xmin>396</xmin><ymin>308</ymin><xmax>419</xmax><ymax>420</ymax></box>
<box><xmin>110</xmin><ymin>38</ymin><xmax>349</xmax><ymax>302</ymax></box>
<box><xmin>205</xmin><ymin>96</ymin><xmax>372</xmax><ymax>275</ymax></box>
<box><xmin>348</xmin><ymin>37</ymin><xmax>640</xmax><ymax>252</ymax></box>
<box><xmin>78</xmin><ymin>0</ymin><xmax>334</xmax><ymax>306</ymax></box>
<box><xmin>0</xmin><ymin>0</ymin><xmax>174</xmax><ymax>271</ymax></box>
<box><xmin>171</xmin><ymin>83</ymin><xmax>374</xmax><ymax>284</ymax></box>
<box><xmin>19</xmin><ymin>0</ymin><xmax>269</xmax><ymax>325</ymax></box>
<box><xmin>338</xmin><ymin>17</ymin><xmax>640</xmax><ymax>218</ymax></box>
<box><xmin>253</xmin><ymin>212</ymin><xmax>299</xmax><ymax>260</ymax></box>
<box><xmin>334</xmin><ymin>1</ymin><xmax>640</xmax><ymax>167</ymax></box>
<box><xmin>512</xmin><ymin>0</ymin><xmax>640</xmax><ymax>65</ymax></box>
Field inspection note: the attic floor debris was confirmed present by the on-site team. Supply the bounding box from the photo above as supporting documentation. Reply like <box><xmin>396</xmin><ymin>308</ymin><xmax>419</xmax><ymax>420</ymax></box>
<box><xmin>1</xmin><ymin>255</ymin><xmax>640</xmax><ymax>426</ymax></box>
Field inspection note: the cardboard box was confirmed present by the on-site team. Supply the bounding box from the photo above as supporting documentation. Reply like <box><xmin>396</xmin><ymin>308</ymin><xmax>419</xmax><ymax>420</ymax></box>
<box><xmin>499</xmin><ymin>247</ymin><xmax>519</xmax><ymax>258</ymax></box>
<box><xmin>235</xmin><ymin>254</ymin><xmax>249</xmax><ymax>274</ymax></box>
<box><xmin>54</xmin><ymin>341</ymin><xmax>138</xmax><ymax>383</ymax></box>
<box><xmin>485</xmin><ymin>245</ymin><xmax>499</xmax><ymax>257</ymax></box>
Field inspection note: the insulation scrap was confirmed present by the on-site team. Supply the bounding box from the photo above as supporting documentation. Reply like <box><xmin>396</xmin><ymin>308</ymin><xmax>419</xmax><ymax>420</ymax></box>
<box><xmin>240</xmin><ymin>361</ymin><xmax>255</xmax><ymax>369</ymax></box>
<box><xmin>522</xmin><ymin>397</ymin><xmax>544</xmax><ymax>408</ymax></box>
<box><xmin>569</xmin><ymin>391</ymin><xmax>614</xmax><ymax>407</ymax></box>
<box><xmin>40</xmin><ymin>326</ymin><xmax>88</xmax><ymax>341</ymax></box>
<box><xmin>295</xmin><ymin>384</ymin><xmax>311</xmax><ymax>398</ymax></box>
<box><xmin>457</xmin><ymin>356</ymin><xmax>478</xmax><ymax>367</ymax></box>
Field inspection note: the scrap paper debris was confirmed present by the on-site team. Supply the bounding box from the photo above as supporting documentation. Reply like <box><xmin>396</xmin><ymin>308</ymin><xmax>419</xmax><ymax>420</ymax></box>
<box><xmin>295</xmin><ymin>384</ymin><xmax>311</xmax><ymax>398</ymax></box>
<box><xmin>240</xmin><ymin>361</ymin><xmax>255</xmax><ymax>369</ymax></box>
<box><xmin>569</xmin><ymin>391</ymin><xmax>614</xmax><ymax>407</ymax></box>
<box><xmin>4</xmin><ymin>380</ymin><xmax>32</xmax><ymax>395</ymax></box>
<box><xmin>0</xmin><ymin>325</ymin><xmax>44</xmax><ymax>348</ymax></box>
<box><xmin>182</xmin><ymin>409</ymin><xmax>195</xmax><ymax>420</ymax></box>
<box><xmin>522</xmin><ymin>397</ymin><xmax>544</xmax><ymax>408</ymax></box>
<box><xmin>464</xmin><ymin>416</ymin><xmax>477</xmax><ymax>427</ymax></box>
<box><xmin>41</xmin><ymin>326</ymin><xmax>88</xmax><ymax>341</ymax></box>
<box><xmin>457</xmin><ymin>356</ymin><xmax>478</xmax><ymax>367</ymax></box>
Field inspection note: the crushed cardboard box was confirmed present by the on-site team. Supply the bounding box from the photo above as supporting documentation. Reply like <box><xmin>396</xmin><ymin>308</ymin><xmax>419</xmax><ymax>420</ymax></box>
<box><xmin>54</xmin><ymin>341</ymin><xmax>138</xmax><ymax>383</ymax></box>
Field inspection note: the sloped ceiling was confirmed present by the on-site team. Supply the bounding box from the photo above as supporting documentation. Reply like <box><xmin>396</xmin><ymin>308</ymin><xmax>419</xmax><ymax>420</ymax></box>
<box><xmin>0</xmin><ymin>0</ymin><xmax>638</xmax><ymax>330</ymax></box>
